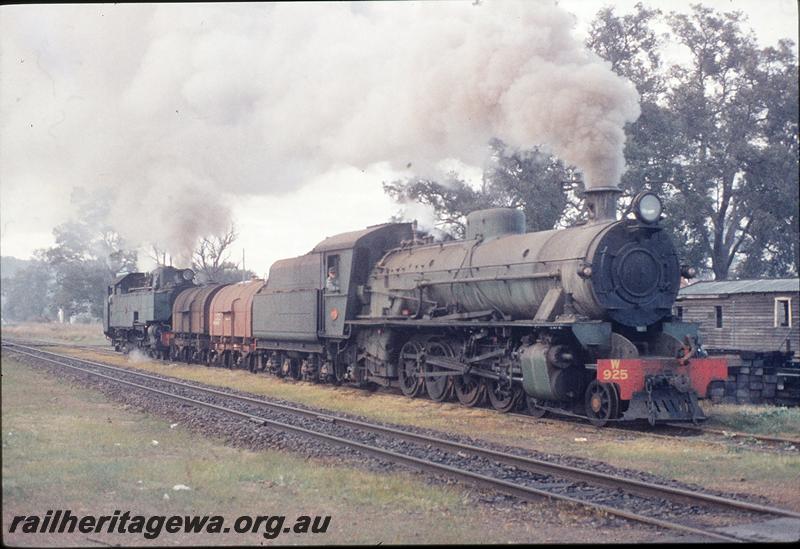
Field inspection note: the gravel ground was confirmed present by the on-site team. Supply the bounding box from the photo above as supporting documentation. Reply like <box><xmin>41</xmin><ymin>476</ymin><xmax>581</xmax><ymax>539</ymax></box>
<box><xmin>7</xmin><ymin>347</ymin><xmax>774</xmax><ymax>538</ymax></box>
<box><xmin>7</xmin><ymin>350</ymin><xmax>638</xmax><ymax>534</ymax></box>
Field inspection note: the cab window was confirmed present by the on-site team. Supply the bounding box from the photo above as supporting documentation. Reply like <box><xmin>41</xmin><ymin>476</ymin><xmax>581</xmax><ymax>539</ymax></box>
<box><xmin>326</xmin><ymin>255</ymin><xmax>340</xmax><ymax>293</ymax></box>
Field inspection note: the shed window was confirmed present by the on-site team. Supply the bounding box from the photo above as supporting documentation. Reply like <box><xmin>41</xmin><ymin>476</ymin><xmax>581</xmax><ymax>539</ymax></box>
<box><xmin>775</xmin><ymin>298</ymin><xmax>792</xmax><ymax>327</ymax></box>
<box><xmin>714</xmin><ymin>306</ymin><xmax>723</xmax><ymax>328</ymax></box>
<box><xmin>675</xmin><ymin>306</ymin><xmax>683</xmax><ymax>321</ymax></box>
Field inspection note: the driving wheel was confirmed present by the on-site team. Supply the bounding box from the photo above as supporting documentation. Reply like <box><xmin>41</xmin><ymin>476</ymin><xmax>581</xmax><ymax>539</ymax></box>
<box><xmin>486</xmin><ymin>379</ymin><xmax>520</xmax><ymax>413</ymax></box>
<box><xmin>584</xmin><ymin>380</ymin><xmax>620</xmax><ymax>427</ymax></box>
<box><xmin>454</xmin><ymin>373</ymin><xmax>485</xmax><ymax>407</ymax></box>
<box><xmin>398</xmin><ymin>341</ymin><xmax>425</xmax><ymax>398</ymax></box>
<box><xmin>424</xmin><ymin>340</ymin><xmax>454</xmax><ymax>402</ymax></box>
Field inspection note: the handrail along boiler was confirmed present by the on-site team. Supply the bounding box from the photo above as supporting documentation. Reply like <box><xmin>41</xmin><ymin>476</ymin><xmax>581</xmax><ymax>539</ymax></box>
<box><xmin>103</xmin><ymin>189</ymin><xmax>727</xmax><ymax>426</ymax></box>
<box><xmin>351</xmin><ymin>188</ymin><xmax>726</xmax><ymax>425</ymax></box>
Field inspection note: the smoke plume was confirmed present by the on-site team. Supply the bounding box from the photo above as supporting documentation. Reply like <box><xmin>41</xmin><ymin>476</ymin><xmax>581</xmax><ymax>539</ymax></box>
<box><xmin>1</xmin><ymin>1</ymin><xmax>639</xmax><ymax>260</ymax></box>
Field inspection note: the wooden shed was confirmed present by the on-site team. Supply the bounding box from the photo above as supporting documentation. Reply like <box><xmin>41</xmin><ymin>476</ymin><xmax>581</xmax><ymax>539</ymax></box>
<box><xmin>675</xmin><ymin>278</ymin><xmax>799</xmax><ymax>354</ymax></box>
<box><xmin>675</xmin><ymin>278</ymin><xmax>800</xmax><ymax>405</ymax></box>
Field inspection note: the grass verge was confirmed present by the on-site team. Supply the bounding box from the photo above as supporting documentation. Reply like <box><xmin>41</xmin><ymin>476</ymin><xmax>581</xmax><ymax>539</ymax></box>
<box><xmin>701</xmin><ymin>403</ymin><xmax>800</xmax><ymax>436</ymax></box>
<box><xmin>2</xmin><ymin>355</ymin><xmax>656</xmax><ymax>545</ymax></box>
<box><xmin>43</xmin><ymin>345</ymin><xmax>800</xmax><ymax>511</ymax></box>
<box><xmin>2</xmin><ymin>322</ymin><xmax>106</xmax><ymax>346</ymax></box>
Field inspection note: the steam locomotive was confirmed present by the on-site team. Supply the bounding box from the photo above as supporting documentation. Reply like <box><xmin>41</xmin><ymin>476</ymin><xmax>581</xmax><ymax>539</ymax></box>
<box><xmin>104</xmin><ymin>189</ymin><xmax>727</xmax><ymax>426</ymax></box>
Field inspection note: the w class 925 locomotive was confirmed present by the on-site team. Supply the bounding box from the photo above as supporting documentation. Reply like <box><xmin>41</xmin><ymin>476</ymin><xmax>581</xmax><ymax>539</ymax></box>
<box><xmin>104</xmin><ymin>188</ymin><xmax>727</xmax><ymax>426</ymax></box>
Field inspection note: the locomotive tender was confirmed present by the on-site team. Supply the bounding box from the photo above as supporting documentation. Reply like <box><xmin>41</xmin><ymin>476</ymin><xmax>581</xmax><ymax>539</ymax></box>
<box><xmin>104</xmin><ymin>189</ymin><xmax>727</xmax><ymax>426</ymax></box>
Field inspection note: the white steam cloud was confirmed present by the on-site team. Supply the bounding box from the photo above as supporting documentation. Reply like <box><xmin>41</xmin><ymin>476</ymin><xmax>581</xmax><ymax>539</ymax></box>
<box><xmin>1</xmin><ymin>1</ymin><xmax>639</xmax><ymax>261</ymax></box>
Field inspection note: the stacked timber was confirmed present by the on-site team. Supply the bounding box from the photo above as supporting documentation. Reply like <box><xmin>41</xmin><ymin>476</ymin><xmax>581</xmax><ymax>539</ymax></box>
<box><xmin>708</xmin><ymin>351</ymin><xmax>800</xmax><ymax>406</ymax></box>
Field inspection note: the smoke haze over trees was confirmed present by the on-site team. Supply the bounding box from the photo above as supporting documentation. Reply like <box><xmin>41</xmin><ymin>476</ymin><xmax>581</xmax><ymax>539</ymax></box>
<box><xmin>1</xmin><ymin>213</ymin><xmax>254</xmax><ymax>322</ymax></box>
<box><xmin>384</xmin><ymin>138</ymin><xmax>582</xmax><ymax>238</ymax></box>
<box><xmin>192</xmin><ymin>225</ymin><xmax>256</xmax><ymax>284</ymax></box>
<box><xmin>1</xmin><ymin>1</ymin><xmax>640</xmax><ymax>264</ymax></box>
<box><xmin>387</xmin><ymin>3</ymin><xmax>799</xmax><ymax>281</ymax></box>
<box><xmin>1</xmin><ymin>2</ymin><xmax>797</xmax><ymax>325</ymax></box>
<box><xmin>1</xmin><ymin>191</ymin><xmax>138</xmax><ymax>322</ymax></box>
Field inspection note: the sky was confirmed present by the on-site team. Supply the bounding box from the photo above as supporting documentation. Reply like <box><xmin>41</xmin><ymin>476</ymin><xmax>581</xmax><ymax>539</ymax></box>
<box><xmin>1</xmin><ymin>0</ymin><xmax>797</xmax><ymax>276</ymax></box>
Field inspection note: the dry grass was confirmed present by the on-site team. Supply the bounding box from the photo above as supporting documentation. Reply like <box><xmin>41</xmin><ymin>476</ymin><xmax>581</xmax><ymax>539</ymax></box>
<box><xmin>2</xmin><ymin>356</ymin><xmax>658</xmax><ymax>545</ymax></box>
<box><xmin>587</xmin><ymin>438</ymin><xmax>800</xmax><ymax>506</ymax></box>
<box><xmin>700</xmin><ymin>402</ymin><xmax>800</xmax><ymax>437</ymax></box>
<box><xmin>2</xmin><ymin>322</ymin><xmax>106</xmax><ymax>345</ymax></box>
<box><xmin>44</xmin><ymin>346</ymin><xmax>800</xmax><ymax>512</ymax></box>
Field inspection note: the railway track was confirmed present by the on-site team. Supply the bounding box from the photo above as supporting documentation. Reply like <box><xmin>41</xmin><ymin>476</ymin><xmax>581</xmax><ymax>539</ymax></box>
<box><xmin>5</xmin><ymin>340</ymin><xmax>800</xmax><ymax>543</ymax></box>
<box><xmin>7</xmin><ymin>337</ymin><xmax>799</xmax><ymax>451</ymax></box>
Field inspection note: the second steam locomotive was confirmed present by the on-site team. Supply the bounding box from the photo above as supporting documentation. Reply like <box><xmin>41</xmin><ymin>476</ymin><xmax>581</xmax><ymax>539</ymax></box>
<box><xmin>104</xmin><ymin>189</ymin><xmax>727</xmax><ymax>426</ymax></box>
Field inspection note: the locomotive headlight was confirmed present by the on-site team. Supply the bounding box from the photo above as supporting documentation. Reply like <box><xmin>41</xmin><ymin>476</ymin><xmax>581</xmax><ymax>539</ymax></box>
<box><xmin>633</xmin><ymin>192</ymin><xmax>662</xmax><ymax>223</ymax></box>
<box><xmin>182</xmin><ymin>269</ymin><xmax>195</xmax><ymax>281</ymax></box>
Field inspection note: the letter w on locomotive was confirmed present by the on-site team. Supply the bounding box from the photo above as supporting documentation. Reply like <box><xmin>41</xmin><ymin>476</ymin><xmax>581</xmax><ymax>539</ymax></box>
<box><xmin>595</xmin><ymin>356</ymin><xmax>727</xmax><ymax>425</ymax></box>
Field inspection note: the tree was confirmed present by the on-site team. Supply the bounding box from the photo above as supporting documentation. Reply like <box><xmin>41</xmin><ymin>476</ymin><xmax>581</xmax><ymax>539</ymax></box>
<box><xmin>664</xmin><ymin>6</ymin><xmax>797</xmax><ymax>279</ymax></box>
<box><xmin>586</xmin><ymin>3</ymin><xmax>702</xmax><ymax>266</ymax></box>
<box><xmin>586</xmin><ymin>2</ymin><xmax>683</xmax><ymax>200</ymax></box>
<box><xmin>41</xmin><ymin>191</ymin><xmax>138</xmax><ymax>319</ymax></box>
<box><xmin>733</xmin><ymin>39</ymin><xmax>800</xmax><ymax>277</ymax></box>
<box><xmin>383</xmin><ymin>172</ymin><xmax>486</xmax><ymax>238</ymax></box>
<box><xmin>389</xmin><ymin>3</ymin><xmax>798</xmax><ymax>279</ymax></box>
<box><xmin>192</xmin><ymin>225</ymin><xmax>256</xmax><ymax>283</ymax></box>
<box><xmin>483</xmin><ymin>139</ymin><xmax>580</xmax><ymax>230</ymax></box>
<box><xmin>147</xmin><ymin>245</ymin><xmax>171</xmax><ymax>268</ymax></box>
<box><xmin>587</xmin><ymin>4</ymin><xmax>798</xmax><ymax>279</ymax></box>
<box><xmin>383</xmin><ymin>139</ymin><xmax>578</xmax><ymax>237</ymax></box>
<box><xmin>1</xmin><ymin>258</ymin><xmax>55</xmax><ymax>322</ymax></box>
<box><xmin>586</xmin><ymin>2</ymin><xmax>665</xmax><ymax>102</ymax></box>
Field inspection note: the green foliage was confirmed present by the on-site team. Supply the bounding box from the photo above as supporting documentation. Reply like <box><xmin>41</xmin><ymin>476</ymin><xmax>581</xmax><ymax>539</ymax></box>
<box><xmin>2</xmin><ymin>190</ymin><xmax>138</xmax><ymax>322</ymax></box>
<box><xmin>0</xmin><ymin>256</ymin><xmax>30</xmax><ymax>279</ymax></box>
<box><xmin>384</xmin><ymin>3</ymin><xmax>798</xmax><ymax>281</ymax></box>
<box><xmin>586</xmin><ymin>2</ymin><xmax>665</xmax><ymax>102</ymax></box>
<box><xmin>42</xmin><ymin>193</ymin><xmax>138</xmax><ymax>319</ymax></box>
<box><xmin>383</xmin><ymin>173</ymin><xmax>490</xmax><ymax>238</ymax></box>
<box><xmin>1</xmin><ymin>259</ymin><xmax>55</xmax><ymax>321</ymax></box>
<box><xmin>383</xmin><ymin>139</ymin><xmax>578</xmax><ymax>237</ymax></box>
<box><xmin>484</xmin><ymin>139</ymin><xmax>579</xmax><ymax>231</ymax></box>
<box><xmin>705</xmin><ymin>404</ymin><xmax>800</xmax><ymax>436</ymax></box>
<box><xmin>591</xmin><ymin>4</ymin><xmax>798</xmax><ymax>280</ymax></box>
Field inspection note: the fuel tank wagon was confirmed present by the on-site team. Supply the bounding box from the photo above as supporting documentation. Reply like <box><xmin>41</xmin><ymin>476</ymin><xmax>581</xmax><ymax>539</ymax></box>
<box><xmin>169</xmin><ymin>283</ymin><xmax>225</xmax><ymax>363</ymax></box>
<box><xmin>207</xmin><ymin>279</ymin><xmax>266</xmax><ymax>368</ymax></box>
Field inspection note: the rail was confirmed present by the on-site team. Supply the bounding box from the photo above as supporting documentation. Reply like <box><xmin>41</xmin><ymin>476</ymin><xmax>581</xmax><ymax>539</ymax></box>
<box><xmin>6</xmin><ymin>341</ymin><xmax>800</xmax><ymax>542</ymax></box>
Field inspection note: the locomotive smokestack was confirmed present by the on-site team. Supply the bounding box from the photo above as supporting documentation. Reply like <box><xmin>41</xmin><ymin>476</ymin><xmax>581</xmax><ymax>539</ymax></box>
<box><xmin>584</xmin><ymin>187</ymin><xmax>622</xmax><ymax>223</ymax></box>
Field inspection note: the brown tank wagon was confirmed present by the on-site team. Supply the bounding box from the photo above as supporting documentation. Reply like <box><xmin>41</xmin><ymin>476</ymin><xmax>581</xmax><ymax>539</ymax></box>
<box><xmin>169</xmin><ymin>284</ymin><xmax>225</xmax><ymax>362</ymax></box>
<box><xmin>208</xmin><ymin>279</ymin><xmax>266</xmax><ymax>368</ymax></box>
